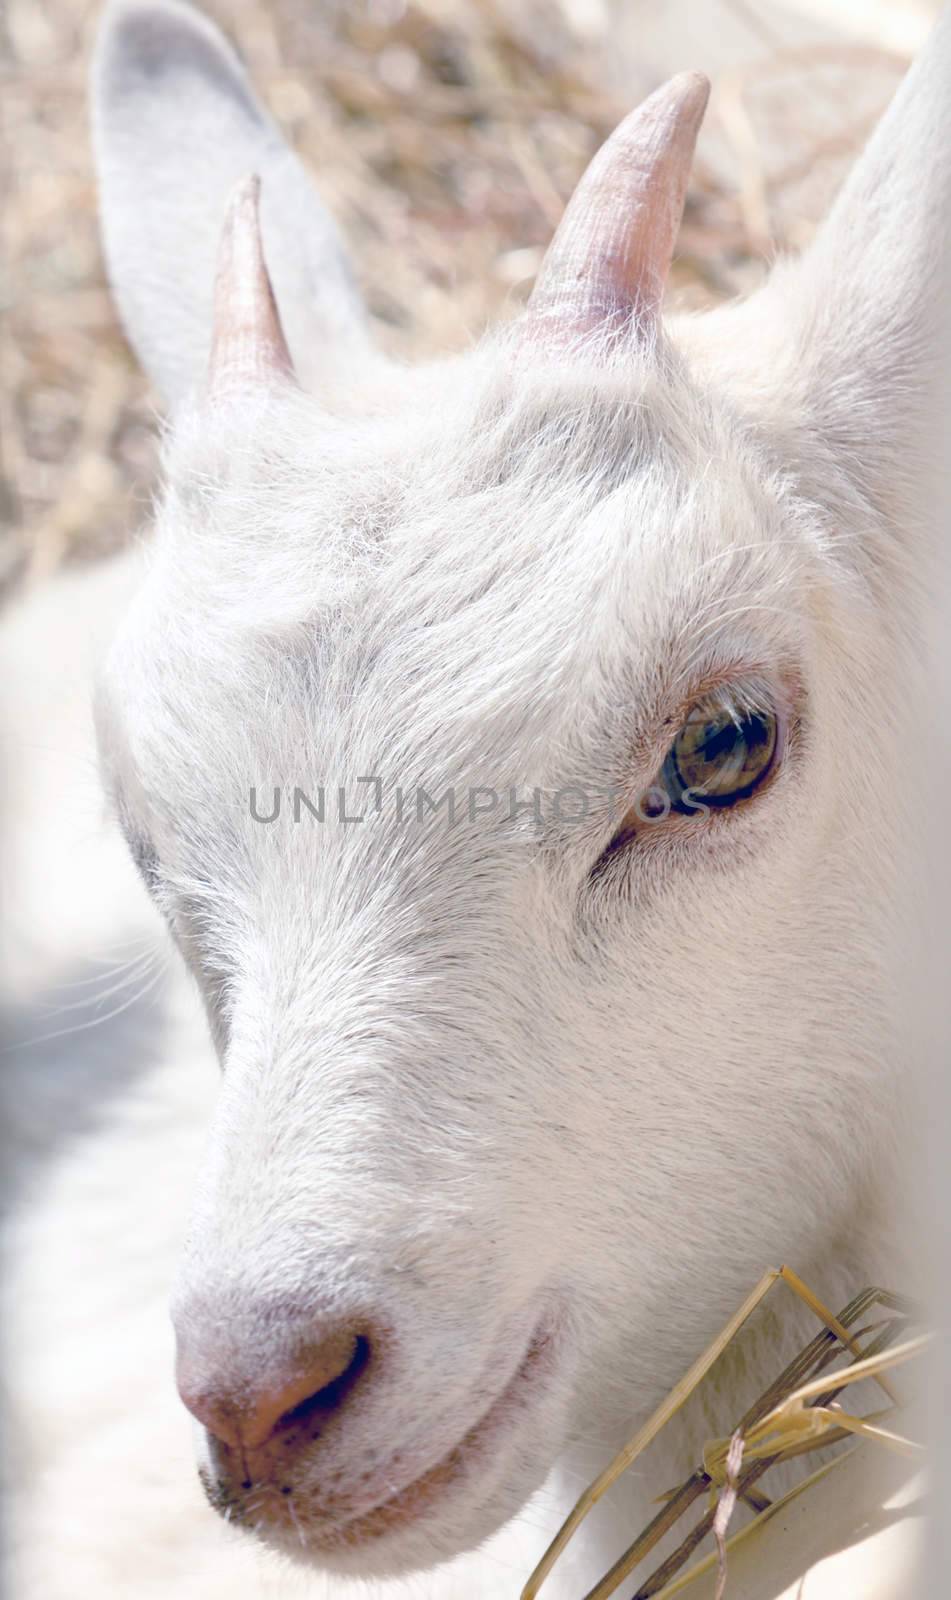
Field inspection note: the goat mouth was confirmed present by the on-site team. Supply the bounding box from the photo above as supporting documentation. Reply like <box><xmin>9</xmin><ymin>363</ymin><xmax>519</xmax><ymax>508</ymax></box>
<box><xmin>215</xmin><ymin>1316</ymin><xmax>559</xmax><ymax>1559</ymax></box>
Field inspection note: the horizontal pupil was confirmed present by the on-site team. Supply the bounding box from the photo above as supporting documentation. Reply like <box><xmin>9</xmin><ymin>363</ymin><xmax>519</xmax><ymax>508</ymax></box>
<box><xmin>697</xmin><ymin>721</ymin><xmax>739</xmax><ymax>761</ymax></box>
<box><xmin>671</xmin><ymin>710</ymin><xmax>774</xmax><ymax>802</ymax></box>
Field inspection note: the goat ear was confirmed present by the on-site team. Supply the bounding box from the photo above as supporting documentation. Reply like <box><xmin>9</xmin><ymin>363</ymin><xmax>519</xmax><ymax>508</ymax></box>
<box><xmin>771</xmin><ymin>10</ymin><xmax>951</xmax><ymax>513</ymax></box>
<box><xmin>92</xmin><ymin>0</ymin><xmax>370</xmax><ymax>406</ymax></box>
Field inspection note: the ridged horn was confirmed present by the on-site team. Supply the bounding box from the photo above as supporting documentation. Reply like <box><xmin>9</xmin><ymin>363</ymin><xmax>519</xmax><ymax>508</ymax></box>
<box><xmin>523</xmin><ymin>71</ymin><xmax>710</xmax><ymax>347</ymax></box>
<box><xmin>208</xmin><ymin>173</ymin><xmax>296</xmax><ymax>395</ymax></box>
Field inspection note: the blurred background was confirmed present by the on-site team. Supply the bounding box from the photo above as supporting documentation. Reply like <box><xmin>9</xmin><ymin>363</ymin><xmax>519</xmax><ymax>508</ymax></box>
<box><xmin>0</xmin><ymin>0</ymin><xmax>942</xmax><ymax>592</ymax></box>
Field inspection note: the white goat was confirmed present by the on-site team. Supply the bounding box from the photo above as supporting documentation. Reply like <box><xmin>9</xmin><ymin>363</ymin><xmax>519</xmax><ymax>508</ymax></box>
<box><xmin>80</xmin><ymin>0</ymin><xmax>949</xmax><ymax>1592</ymax></box>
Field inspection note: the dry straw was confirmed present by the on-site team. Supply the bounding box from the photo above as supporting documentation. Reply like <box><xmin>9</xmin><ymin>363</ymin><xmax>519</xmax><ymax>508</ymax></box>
<box><xmin>520</xmin><ymin>1266</ymin><xmax>925</xmax><ymax>1600</ymax></box>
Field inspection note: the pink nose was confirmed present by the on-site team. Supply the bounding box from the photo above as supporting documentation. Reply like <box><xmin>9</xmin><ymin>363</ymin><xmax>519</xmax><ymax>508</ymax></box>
<box><xmin>176</xmin><ymin>1326</ymin><xmax>370</xmax><ymax>1452</ymax></box>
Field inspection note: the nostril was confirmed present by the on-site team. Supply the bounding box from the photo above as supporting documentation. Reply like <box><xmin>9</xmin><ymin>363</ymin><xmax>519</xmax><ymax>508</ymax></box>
<box><xmin>176</xmin><ymin>1325</ymin><xmax>374</xmax><ymax>1453</ymax></box>
<box><xmin>273</xmin><ymin>1333</ymin><xmax>371</xmax><ymax>1434</ymax></box>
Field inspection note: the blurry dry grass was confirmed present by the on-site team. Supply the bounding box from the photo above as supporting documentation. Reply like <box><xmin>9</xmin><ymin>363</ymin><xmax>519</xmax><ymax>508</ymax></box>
<box><xmin>0</xmin><ymin>0</ymin><xmax>916</xmax><ymax>593</ymax></box>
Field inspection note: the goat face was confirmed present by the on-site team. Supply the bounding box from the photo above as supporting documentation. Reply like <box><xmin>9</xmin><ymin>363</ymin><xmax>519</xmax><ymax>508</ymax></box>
<box><xmin>91</xmin><ymin>0</ymin><xmax>947</xmax><ymax>1576</ymax></box>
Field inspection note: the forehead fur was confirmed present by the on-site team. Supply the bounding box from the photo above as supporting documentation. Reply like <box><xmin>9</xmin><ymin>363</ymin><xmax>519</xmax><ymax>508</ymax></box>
<box><xmin>100</xmin><ymin>332</ymin><xmax>822</xmax><ymax>846</ymax></box>
<box><xmin>122</xmin><ymin>337</ymin><xmax>811</xmax><ymax>620</ymax></box>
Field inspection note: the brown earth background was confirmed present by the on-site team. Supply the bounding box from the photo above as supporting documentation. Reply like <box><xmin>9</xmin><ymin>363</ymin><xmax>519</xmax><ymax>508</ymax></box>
<box><xmin>0</xmin><ymin>0</ymin><xmax>938</xmax><ymax>592</ymax></box>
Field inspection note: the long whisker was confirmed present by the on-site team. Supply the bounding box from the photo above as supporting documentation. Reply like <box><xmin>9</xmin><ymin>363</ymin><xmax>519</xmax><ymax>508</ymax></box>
<box><xmin>37</xmin><ymin>950</ymin><xmax>165</xmax><ymax>1017</ymax></box>
<box><xmin>5</xmin><ymin>966</ymin><xmax>167</xmax><ymax>1052</ymax></box>
<box><xmin>44</xmin><ymin>937</ymin><xmax>159</xmax><ymax>986</ymax></box>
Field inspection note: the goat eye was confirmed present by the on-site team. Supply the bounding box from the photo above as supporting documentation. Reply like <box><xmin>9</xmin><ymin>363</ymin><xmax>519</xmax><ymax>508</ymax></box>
<box><xmin>662</xmin><ymin>703</ymin><xmax>778</xmax><ymax>811</ymax></box>
<box><xmin>591</xmin><ymin>696</ymin><xmax>782</xmax><ymax>878</ymax></box>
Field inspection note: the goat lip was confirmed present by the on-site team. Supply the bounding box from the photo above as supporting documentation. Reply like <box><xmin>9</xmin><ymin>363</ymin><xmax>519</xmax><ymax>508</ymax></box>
<box><xmin>255</xmin><ymin>1315</ymin><xmax>560</xmax><ymax>1556</ymax></box>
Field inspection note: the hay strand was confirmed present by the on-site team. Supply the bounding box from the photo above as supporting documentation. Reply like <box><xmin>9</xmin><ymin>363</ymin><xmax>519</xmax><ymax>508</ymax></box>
<box><xmin>521</xmin><ymin>1270</ymin><xmax>923</xmax><ymax>1600</ymax></box>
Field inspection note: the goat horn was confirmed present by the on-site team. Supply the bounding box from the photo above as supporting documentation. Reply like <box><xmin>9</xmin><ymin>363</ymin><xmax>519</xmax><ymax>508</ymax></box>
<box><xmin>208</xmin><ymin>173</ymin><xmax>296</xmax><ymax>395</ymax></box>
<box><xmin>522</xmin><ymin>71</ymin><xmax>710</xmax><ymax>347</ymax></box>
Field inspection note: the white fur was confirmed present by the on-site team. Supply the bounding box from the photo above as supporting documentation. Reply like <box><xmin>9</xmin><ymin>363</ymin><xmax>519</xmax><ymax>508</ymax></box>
<box><xmin>6</xmin><ymin>0</ymin><xmax>949</xmax><ymax>1593</ymax></box>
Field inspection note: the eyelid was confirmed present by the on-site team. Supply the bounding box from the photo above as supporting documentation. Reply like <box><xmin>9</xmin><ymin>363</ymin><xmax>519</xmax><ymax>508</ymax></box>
<box><xmin>591</xmin><ymin>672</ymin><xmax>796</xmax><ymax>872</ymax></box>
<box><xmin>631</xmin><ymin>666</ymin><xmax>797</xmax><ymax>794</ymax></box>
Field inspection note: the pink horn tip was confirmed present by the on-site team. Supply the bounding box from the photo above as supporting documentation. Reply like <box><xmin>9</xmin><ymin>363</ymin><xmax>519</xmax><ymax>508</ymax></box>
<box><xmin>522</xmin><ymin>70</ymin><xmax>710</xmax><ymax>351</ymax></box>
<box><xmin>207</xmin><ymin>173</ymin><xmax>296</xmax><ymax>396</ymax></box>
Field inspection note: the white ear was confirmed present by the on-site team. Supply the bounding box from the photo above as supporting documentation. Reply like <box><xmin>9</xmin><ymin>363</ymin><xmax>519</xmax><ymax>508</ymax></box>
<box><xmin>92</xmin><ymin>0</ymin><xmax>371</xmax><ymax>405</ymax></box>
<box><xmin>774</xmin><ymin>8</ymin><xmax>951</xmax><ymax>511</ymax></box>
